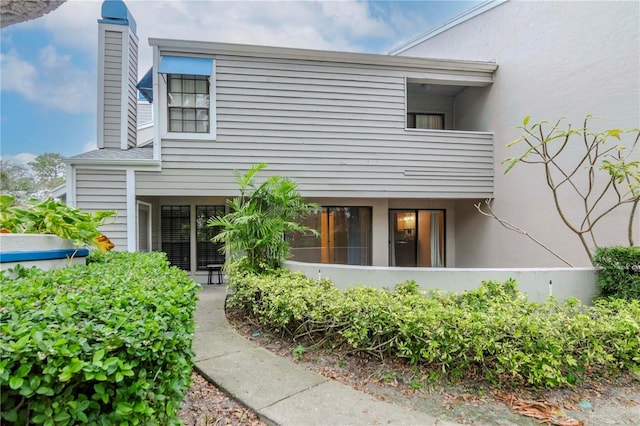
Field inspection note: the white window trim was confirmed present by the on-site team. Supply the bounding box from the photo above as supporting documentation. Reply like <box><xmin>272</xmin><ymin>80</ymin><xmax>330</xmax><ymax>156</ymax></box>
<box><xmin>126</xmin><ymin>169</ymin><xmax>136</xmax><ymax>252</ymax></box>
<box><xmin>136</xmin><ymin>200</ymin><xmax>153</xmax><ymax>252</ymax></box>
<box><xmin>157</xmin><ymin>57</ymin><xmax>216</xmax><ymax>141</ymax></box>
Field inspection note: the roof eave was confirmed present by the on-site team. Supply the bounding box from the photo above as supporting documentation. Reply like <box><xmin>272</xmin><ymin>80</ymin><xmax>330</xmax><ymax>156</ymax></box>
<box><xmin>64</xmin><ymin>158</ymin><xmax>161</xmax><ymax>171</ymax></box>
<box><xmin>148</xmin><ymin>38</ymin><xmax>498</xmax><ymax>73</ymax></box>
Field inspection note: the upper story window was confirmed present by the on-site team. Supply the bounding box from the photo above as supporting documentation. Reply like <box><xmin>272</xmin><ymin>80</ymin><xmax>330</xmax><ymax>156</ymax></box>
<box><xmin>407</xmin><ymin>113</ymin><xmax>444</xmax><ymax>130</ymax></box>
<box><xmin>168</xmin><ymin>74</ymin><xmax>209</xmax><ymax>133</ymax></box>
<box><xmin>158</xmin><ymin>55</ymin><xmax>215</xmax><ymax>140</ymax></box>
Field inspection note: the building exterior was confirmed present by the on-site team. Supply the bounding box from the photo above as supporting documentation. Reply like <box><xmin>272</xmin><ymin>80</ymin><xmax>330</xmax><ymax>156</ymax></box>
<box><xmin>391</xmin><ymin>0</ymin><xmax>640</xmax><ymax>268</ymax></box>
<box><xmin>65</xmin><ymin>0</ymin><xmax>639</xmax><ymax>281</ymax></box>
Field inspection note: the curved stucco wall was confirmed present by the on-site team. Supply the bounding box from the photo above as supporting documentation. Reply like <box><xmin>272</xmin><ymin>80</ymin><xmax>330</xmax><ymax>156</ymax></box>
<box><xmin>0</xmin><ymin>234</ymin><xmax>88</xmax><ymax>271</ymax></box>
<box><xmin>285</xmin><ymin>260</ymin><xmax>599</xmax><ymax>304</ymax></box>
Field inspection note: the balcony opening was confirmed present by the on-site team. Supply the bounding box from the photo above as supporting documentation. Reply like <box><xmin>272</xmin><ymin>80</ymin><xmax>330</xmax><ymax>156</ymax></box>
<box><xmin>406</xmin><ymin>81</ymin><xmax>469</xmax><ymax>131</ymax></box>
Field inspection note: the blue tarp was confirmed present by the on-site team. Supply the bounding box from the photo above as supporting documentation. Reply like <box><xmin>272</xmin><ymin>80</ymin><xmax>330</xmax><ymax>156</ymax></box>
<box><xmin>158</xmin><ymin>56</ymin><xmax>213</xmax><ymax>76</ymax></box>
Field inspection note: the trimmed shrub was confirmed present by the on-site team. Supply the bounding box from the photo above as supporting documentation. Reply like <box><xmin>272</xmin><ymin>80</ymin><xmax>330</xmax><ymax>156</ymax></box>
<box><xmin>593</xmin><ymin>246</ymin><xmax>640</xmax><ymax>300</ymax></box>
<box><xmin>0</xmin><ymin>251</ymin><xmax>199</xmax><ymax>425</ymax></box>
<box><xmin>227</xmin><ymin>262</ymin><xmax>640</xmax><ymax>388</ymax></box>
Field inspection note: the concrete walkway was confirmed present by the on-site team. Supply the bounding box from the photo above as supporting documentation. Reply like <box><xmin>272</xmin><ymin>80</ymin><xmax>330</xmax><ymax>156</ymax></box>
<box><xmin>193</xmin><ymin>283</ymin><xmax>459</xmax><ymax>426</ymax></box>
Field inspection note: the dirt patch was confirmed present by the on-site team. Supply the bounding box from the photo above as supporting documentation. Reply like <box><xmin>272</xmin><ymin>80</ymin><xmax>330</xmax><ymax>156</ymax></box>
<box><xmin>227</xmin><ymin>309</ymin><xmax>640</xmax><ymax>426</ymax></box>
<box><xmin>179</xmin><ymin>371</ymin><xmax>266</xmax><ymax>426</ymax></box>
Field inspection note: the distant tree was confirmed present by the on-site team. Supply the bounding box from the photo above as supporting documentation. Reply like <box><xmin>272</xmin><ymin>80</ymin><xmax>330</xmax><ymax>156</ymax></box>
<box><xmin>29</xmin><ymin>153</ymin><xmax>66</xmax><ymax>198</ymax></box>
<box><xmin>0</xmin><ymin>159</ymin><xmax>36</xmax><ymax>203</ymax></box>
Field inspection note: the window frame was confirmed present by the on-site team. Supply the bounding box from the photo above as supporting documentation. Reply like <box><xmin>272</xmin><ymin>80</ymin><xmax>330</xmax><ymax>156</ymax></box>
<box><xmin>158</xmin><ymin>58</ymin><xmax>216</xmax><ymax>141</ymax></box>
<box><xmin>167</xmin><ymin>74</ymin><xmax>211</xmax><ymax>134</ymax></box>
<box><xmin>406</xmin><ymin>112</ymin><xmax>445</xmax><ymax>130</ymax></box>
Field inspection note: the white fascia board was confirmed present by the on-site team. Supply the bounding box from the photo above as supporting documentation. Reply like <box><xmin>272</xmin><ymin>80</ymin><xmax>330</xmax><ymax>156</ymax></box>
<box><xmin>65</xmin><ymin>165</ymin><xmax>76</xmax><ymax>206</ymax></box>
<box><xmin>51</xmin><ymin>183</ymin><xmax>67</xmax><ymax>199</ymax></box>
<box><xmin>152</xmin><ymin>45</ymin><xmax>162</xmax><ymax>161</ymax></box>
<box><xmin>149</xmin><ymin>39</ymin><xmax>497</xmax><ymax>74</ymax></box>
<box><xmin>120</xmin><ymin>29</ymin><xmax>129</xmax><ymax>150</ymax></box>
<box><xmin>96</xmin><ymin>26</ymin><xmax>107</xmax><ymax>149</ymax></box>
<box><xmin>126</xmin><ymin>169</ymin><xmax>136</xmax><ymax>252</ymax></box>
<box><xmin>389</xmin><ymin>0</ymin><xmax>508</xmax><ymax>55</ymax></box>
<box><xmin>64</xmin><ymin>159</ymin><xmax>161</xmax><ymax>171</ymax></box>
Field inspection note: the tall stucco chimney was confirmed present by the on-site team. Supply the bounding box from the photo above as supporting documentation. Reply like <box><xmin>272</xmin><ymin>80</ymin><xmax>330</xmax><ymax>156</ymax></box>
<box><xmin>97</xmin><ymin>0</ymin><xmax>138</xmax><ymax>150</ymax></box>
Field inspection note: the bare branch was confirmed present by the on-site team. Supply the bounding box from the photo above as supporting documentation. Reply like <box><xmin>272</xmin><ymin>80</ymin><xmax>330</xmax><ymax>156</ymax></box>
<box><xmin>492</xmin><ymin>117</ymin><xmax>639</xmax><ymax>265</ymax></box>
<box><xmin>475</xmin><ymin>200</ymin><xmax>574</xmax><ymax>267</ymax></box>
<box><xmin>629</xmin><ymin>199</ymin><xmax>638</xmax><ymax>246</ymax></box>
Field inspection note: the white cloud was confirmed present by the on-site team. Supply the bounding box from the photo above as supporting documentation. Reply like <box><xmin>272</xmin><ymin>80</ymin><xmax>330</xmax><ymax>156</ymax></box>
<box><xmin>20</xmin><ymin>0</ymin><xmax>421</xmax><ymax>77</ymax></box>
<box><xmin>0</xmin><ymin>153</ymin><xmax>37</xmax><ymax>167</ymax></box>
<box><xmin>18</xmin><ymin>0</ymin><xmax>102</xmax><ymax>53</ymax></box>
<box><xmin>82</xmin><ymin>141</ymin><xmax>97</xmax><ymax>153</ymax></box>
<box><xmin>0</xmin><ymin>46</ymin><xmax>95</xmax><ymax>113</ymax></box>
<box><xmin>319</xmin><ymin>1</ymin><xmax>392</xmax><ymax>39</ymax></box>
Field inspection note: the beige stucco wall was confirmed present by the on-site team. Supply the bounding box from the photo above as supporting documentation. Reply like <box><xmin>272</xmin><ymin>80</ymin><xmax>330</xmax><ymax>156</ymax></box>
<box><xmin>399</xmin><ymin>1</ymin><xmax>640</xmax><ymax>267</ymax></box>
<box><xmin>285</xmin><ymin>260</ymin><xmax>599</xmax><ymax>305</ymax></box>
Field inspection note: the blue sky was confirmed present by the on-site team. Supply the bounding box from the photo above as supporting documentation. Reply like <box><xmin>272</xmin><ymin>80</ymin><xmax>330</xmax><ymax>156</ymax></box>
<box><xmin>1</xmin><ymin>0</ymin><xmax>479</xmax><ymax>164</ymax></box>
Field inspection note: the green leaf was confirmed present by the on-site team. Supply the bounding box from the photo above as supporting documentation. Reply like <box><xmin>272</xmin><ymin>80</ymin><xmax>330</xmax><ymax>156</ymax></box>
<box><xmin>116</xmin><ymin>402</ymin><xmax>133</xmax><ymax>416</ymax></box>
<box><xmin>32</xmin><ymin>414</ymin><xmax>49</xmax><ymax>424</ymax></box>
<box><xmin>36</xmin><ymin>386</ymin><xmax>55</xmax><ymax>396</ymax></box>
<box><xmin>93</xmin><ymin>349</ymin><xmax>105</xmax><ymax>363</ymax></box>
<box><xmin>9</xmin><ymin>376</ymin><xmax>24</xmax><ymax>390</ymax></box>
<box><xmin>523</xmin><ymin>115</ymin><xmax>531</xmax><ymax>126</ymax></box>
<box><xmin>94</xmin><ymin>383</ymin><xmax>106</xmax><ymax>395</ymax></box>
<box><xmin>59</xmin><ymin>370</ymin><xmax>73</xmax><ymax>382</ymax></box>
<box><xmin>16</xmin><ymin>363</ymin><xmax>32</xmax><ymax>377</ymax></box>
<box><xmin>54</xmin><ymin>412</ymin><xmax>71</xmax><ymax>422</ymax></box>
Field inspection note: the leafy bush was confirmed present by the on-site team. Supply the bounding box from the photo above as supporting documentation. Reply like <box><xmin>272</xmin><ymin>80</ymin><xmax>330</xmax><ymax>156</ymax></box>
<box><xmin>227</xmin><ymin>262</ymin><xmax>640</xmax><ymax>388</ymax></box>
<box><xmin>0</xmin><ymin>252</ymin><xmax>199</xmax><ymax>425</ymax></box>
<box><xmin>0</xmin><ymin>195</ymin><xmax>116</xmax><ymax>251</ymax></box>
<box><xmin>593</xmin><ymin>246</ymin><xmax>640</xmax><ymax>300</ymax></box>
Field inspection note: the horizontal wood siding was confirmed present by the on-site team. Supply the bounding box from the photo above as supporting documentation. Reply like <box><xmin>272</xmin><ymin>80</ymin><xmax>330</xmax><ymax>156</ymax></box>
<box><xmin>76</xmin><ymin>169</ymin><xmax>128</xmax><ymax>250</ymax></box>
<box><xmin>138</xmin><ymin>55</ymin><xmax>493</xmax><ymax>198</ymax></box>
<box><xmin>103</xmin><ymin>31</ymin><xmax>122</xmax><ymax>150</ymax></box>
<box><xmin>137</xmin><ymin>102</ymin><xmax>152</xmax><ymax>125</ymax></box>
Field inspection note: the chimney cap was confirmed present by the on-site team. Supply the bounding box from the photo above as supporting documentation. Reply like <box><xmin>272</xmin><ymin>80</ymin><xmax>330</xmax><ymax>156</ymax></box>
<box><xmin>99</xmin><ymin>0</ymin><xmax>137</xmax><ymax>34</ymax></box>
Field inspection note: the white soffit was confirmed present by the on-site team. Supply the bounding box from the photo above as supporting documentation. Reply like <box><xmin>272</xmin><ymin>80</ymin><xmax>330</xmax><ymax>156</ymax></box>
<box><xmin>388</xmin><ymin>0</ymin><xmax>508</xmax><ymax>56</ymax></box>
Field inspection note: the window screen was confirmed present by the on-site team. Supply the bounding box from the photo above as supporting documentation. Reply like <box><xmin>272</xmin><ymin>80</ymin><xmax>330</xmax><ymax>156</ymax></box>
<box><xmin>161</xmin><ymin>205</ymin><xmax>190</xmax><ymax>270</ymax></box>
<box><xmin>196</xmin><ymin>205</ymin><xmax>226</xmax><ymax>270</ymax></box>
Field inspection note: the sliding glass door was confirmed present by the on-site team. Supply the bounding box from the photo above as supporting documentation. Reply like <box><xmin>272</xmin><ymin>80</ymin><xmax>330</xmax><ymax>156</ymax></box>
<box><xmin>389</xmin><ymin>209</ymin><xmax>445</xmax><ymax>267</ymax></box>
<box><xmin>289</xmin><ymin>207</ymin><xmax>372</xmax><ymax>265</ymax></box>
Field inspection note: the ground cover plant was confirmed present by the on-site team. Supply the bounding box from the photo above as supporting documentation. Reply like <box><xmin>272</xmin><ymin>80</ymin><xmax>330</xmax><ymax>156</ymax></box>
<box><xmin>0</xmin><ymin>251</ymin><xmax>199</xmax><ymax>425</ymax></box>
<box><xmin>226</xmin><ymin>261</ymin><xmax>640</xmax><ymax>389</ymax></box>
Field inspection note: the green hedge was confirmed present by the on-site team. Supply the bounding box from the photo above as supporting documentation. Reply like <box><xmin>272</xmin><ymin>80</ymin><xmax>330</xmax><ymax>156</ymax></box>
<box><xmin>0</xmin><ymin>252</ymin><xmax>199</xmax><ymax>425</ymax></box>
<box><xmin>593</xmin><ymin>246</ymin><xmax>640</xmax><ymax>300</ymax></box>
<box><xmin>227</xmin><ymin>263</ymin><xmax>640</xmax><ymax>389</ymax></box>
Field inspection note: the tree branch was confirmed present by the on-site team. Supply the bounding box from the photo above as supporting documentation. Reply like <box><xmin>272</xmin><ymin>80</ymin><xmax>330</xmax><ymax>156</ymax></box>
<box><xmin>474</xmin><ymin>200</ymin><xmax>574</xmax><ymax>267</ymax></box>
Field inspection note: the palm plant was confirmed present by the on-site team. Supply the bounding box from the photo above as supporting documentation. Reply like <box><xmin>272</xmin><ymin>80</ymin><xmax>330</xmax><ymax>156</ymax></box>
<box><xmin>208</xmin><ymin>163</ymin><xmax>317</xmax><ymax>273</ymax></box>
